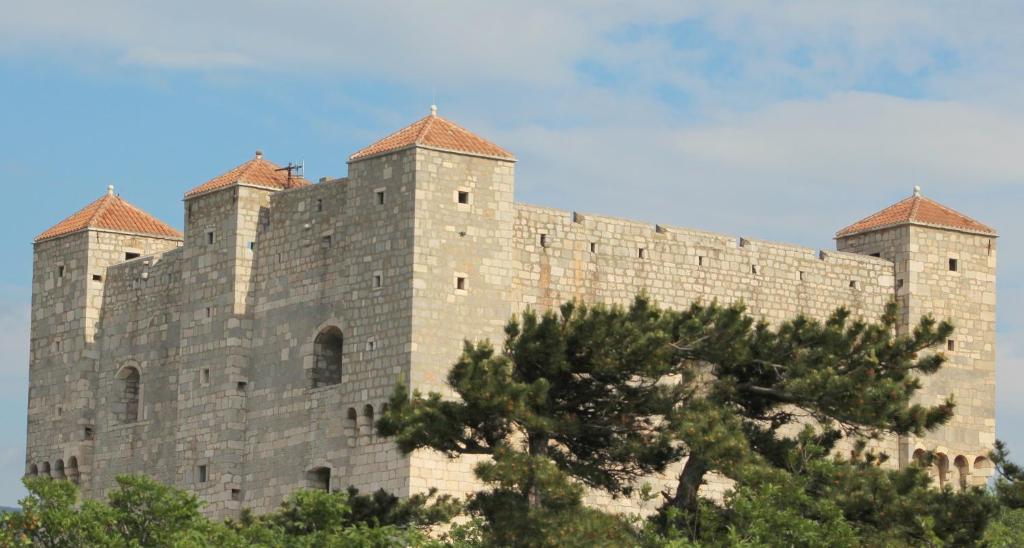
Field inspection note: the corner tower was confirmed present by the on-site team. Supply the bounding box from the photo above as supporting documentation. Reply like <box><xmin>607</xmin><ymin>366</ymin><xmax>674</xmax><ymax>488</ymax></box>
<box><xmin>26</xmin><ymin>187</ymin><xmax>182</xmax><ymax>489</ymax></box>
<box><xmin>837</xmin><ymin>186</ymin><xmax>997</xmax><ymax>487</ymax></box>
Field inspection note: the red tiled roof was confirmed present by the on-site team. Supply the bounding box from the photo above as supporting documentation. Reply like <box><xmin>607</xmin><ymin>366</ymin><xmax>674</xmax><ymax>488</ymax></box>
<box><xmin>185</xmin><ymin>152</ymin><xmax>311</xmax><ymax>198</ymax></box>
<box><xmin>836</xmin><ymin>189</ymin><xmax>996</xmax><ymax>238</ymax></box>
<box><xmin>35</xmin><ymin>188</ymin><xmax>182</xmax><ymax>243</ymax></box>
<box><xmin>349</xmin><ymin>108</ymin><xmax>514</xmax><ymax>162</ymax></box>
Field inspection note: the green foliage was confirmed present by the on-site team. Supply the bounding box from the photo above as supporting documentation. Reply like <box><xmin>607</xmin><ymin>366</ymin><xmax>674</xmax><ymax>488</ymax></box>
<box><xmin>379</xmin><ymin>297</ymin><xmax>688</xmax><ymax>543</ymax></box>
<box><xmin>0</xmin><ymin>476</ymin><xmax>445</xmax><ymax>547</ymax></box>
<box><xmin>378</xmin><ymin>294</ymin><xmax>991</xmax><ymax>546</ymax></box>
<box><xmin>992</xmin><ymin>439</ymin><xmax>1024</xmax><ymax>509</ymax></box>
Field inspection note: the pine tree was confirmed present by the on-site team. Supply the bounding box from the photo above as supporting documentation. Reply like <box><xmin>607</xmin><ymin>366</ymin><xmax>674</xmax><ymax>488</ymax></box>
<box><xmin>377</xmin><ymin>297</ymin><xmax>685</xmax><ymax>542</ymax></box>
<box><xmin>663</xmin><ymin>300</ymin><xmax>955</xmax><ymax>516</ymax></box>
<box><xmin>378</xmin><ymin>295</ymin><xmax>959</xmax><ymax>543</ymax></box>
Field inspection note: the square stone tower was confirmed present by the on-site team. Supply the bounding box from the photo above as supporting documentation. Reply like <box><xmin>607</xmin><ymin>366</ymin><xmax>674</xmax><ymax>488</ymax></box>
<box><xmin>837</xmin><ymin>186</ymin><xmax>997</xmax><ymax>487</ymax></box>
<box><xmin>26</xmin><ymin>187</ymin><xmax>182</xmax><ymax>489</ymax></box>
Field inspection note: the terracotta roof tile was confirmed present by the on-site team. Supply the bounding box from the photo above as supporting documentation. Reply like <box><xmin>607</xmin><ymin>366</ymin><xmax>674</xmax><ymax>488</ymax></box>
<box><xmin>837</xmin><ymin>190</ymin><xmax>996</xmax><ymax>238</ymax></box>
<box><xmin>185</xmin><ymin>152</ymin><xmax>311</xmax><ymax>198</ymax></box>
<box><xmin>350</xmin><ymin>109</ymin><xmax>514</xmax><ymax>162</ymax></box>
<box><xmin>36</xmin><ymin>188</ymin><xmax>182</xmax><ymax>243</ymax></box>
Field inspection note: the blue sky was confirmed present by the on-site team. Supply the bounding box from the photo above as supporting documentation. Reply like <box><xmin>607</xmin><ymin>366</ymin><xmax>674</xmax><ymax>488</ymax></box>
<box><xmin>1</xmin><ymin>1</ymin><xmax>1023</xmax><ymax>505</ymax></box>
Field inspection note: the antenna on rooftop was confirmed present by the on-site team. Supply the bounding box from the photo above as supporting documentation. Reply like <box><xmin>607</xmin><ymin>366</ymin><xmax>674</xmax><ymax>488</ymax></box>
<box><xmin>275</xmin><ymin>161</ymin><xmax>304</xmax><ymax>188</ymax></box>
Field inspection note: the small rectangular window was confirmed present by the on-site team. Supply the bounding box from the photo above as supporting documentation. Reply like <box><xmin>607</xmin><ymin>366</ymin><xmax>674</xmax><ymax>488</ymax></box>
<box><xmin>84</xmin><ymin>427</ymin><xmax>94</xmax><ymax>441</ymax></box>
<box><xmin>376</xmin><ymin>190</ymin><xmax>386</xmax><ymax>205</ymax></box>
<box><xmin>248</xmin><ymin>241</ymin><xmax>256</xmax><ymax>251</ymax></box>
<box><xmin>365</xmin><ymin>339</ymin><xmax>377</xmax><ymax>352</ymax></box>
<box><xmin>849</xmin><ymin>280</ymin><xmax>859</xmax><ymax>289</ymax></box>
<box><xmin>590</xmin><ymin>242</ymin><xmax>597</xmax><ymax>254</ymax></box>
<box><xmin>201</xmin><ymin>369</ymin><xmax>210</xmax><ymax>385</ymax></box>
<box><xmin>540</xmin><ymin>234</ymin><xmax>548</xmax><ymax>248</ymax></box>
<box><xmin>798</xmin><ymin>271</ymin><xmax>805</xmax><ymax>281</ymax></box>
<box><xmin>949</xmin><ymin>258</ymin><xmax>958</xmax><ymax>271</ymax></box>
<box><xmin>698</xmin><ymin>256</ymin><xmax>705</xmax><ymax>267</ymax></box>
<box><xmin>92</xmin><ymin>274</ymin><xmax>103</xmax><ymax>281</ymax></box>
<box><xmin>205</xmin><ymin>307</ymin><xmax>213</xmax><ymax>318</ymax></box>
<box><xmin>237</xmin><ymin>381</ymin><xmax>247</xmax><ymax>393</ymax></box>
<box><xmin>457</xmin><ymin>191</ymin><xmax>470</xmax><ymax>204</ymax></box>
<box><xmin>231</xmin><ymin>489</ymin><xmax>241</xmax><ymax>501</ymax></box>
<box><xmin>373</xmin><ymin>274</ymin><xmax>383</xmax><ymax>289</ymax></box>
<box><xmin>456</xmin><ymin>276</ymin><xmax>466</xmax><ymax>291</ymax></box>
<box><xmin>321</xmin><ymin>235</ymin><xmax>332</xmax><ymax>249</ymax></box>
<box><xmin>57</xmin><ymin>265</ymin><xmax>65</xmax><ymax>278</ymax></box>
<box><xmin>316</xmin><ymin>198</ymin><xmax>323</xmax><ymax>212</ymax></box>
<box><xmin>198</xmin><ymin>465</ymin><xmax>208</xmax><ymax>483</ymax></box>
<box><xmin>751</xmin><ymin>264</ymin><xmax>759</xmax><ymax>275</ymax></box>
<box><xmin>125</xmin><ymin>252</ymin><xmax>140</xmax><ymax>260</ymax></box>
<box><xmin>947</xmin><ymin>339</ymin><xmax>956</xmax><ymax>351</ymax></box>
<box><xmin>206</xmin><ymin>231</ymin><xmax>215</xmax><ymax>245</ymax></box>
<box><xmin>897</xmin><ymin>278</ymin><xmax>905</xmax><ymax>289</ymax></box>
<box><xmin>870</xmin><ymin>252</ymin><xmax>881</xmax><ymax>258</ymax></box>
<box><xmin>638</xmin><ymin>248</ymin><xmax>647</xmax><ymax>259</ymax></box>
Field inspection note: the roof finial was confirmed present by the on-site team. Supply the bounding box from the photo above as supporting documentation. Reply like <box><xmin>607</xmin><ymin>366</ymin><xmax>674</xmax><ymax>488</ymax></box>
<box><xmin>255</xmin><ymin>150</ymin><xmax>263</xmax><ymax>159</ymax></box>
<box><xmin>913</xmin><ymin>185</ymin><xmax>921</xmax><ymax>197</ymax></box>
<box><xmin>430</xmin><ymin>104</ymin><xmax>437</xmax><ymax>117</ymax></box>
<box><xmin>107</xmin><ymin>184</ymin><xmax>114</xmax><ymax>196</ymax></box>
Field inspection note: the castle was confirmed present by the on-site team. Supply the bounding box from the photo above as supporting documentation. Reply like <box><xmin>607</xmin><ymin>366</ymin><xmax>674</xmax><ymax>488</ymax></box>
<box><xmin>25</xmin><ymin>107</ymin><xmax>997</xmax><ymax>517</ymax></box>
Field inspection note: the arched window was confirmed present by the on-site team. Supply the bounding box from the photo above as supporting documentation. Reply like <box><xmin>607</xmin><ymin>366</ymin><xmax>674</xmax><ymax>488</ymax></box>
<box><xmin>67</xmin><ymin>457</ymin><xmax>80</xmax><ymax>485</ymax></box>
<box><xmin>954</xmin><ymin>456</ymin><xmax>969</xmax><ymax>490</ymax></box>
<box><xmin>115</xmin><ymin>366</ymin><xmax>142</xmax><ymax>423</ymax></box>
<box><xmin>40</xmin><ymin>462</ymin><xmax>50</xmax><ymax>478</ymax></box>
<box><xmin>312</xmin><ymin>327</ymin><xmax>344</xmax><ymax>388</ymax></box>
<box><xmin>53</xmin><ymin>459</ymin><xmax>65</xmax><ymax>480</ymax></box>
<box><xmin>935</xmin><ymin>453</ymin><xmax>950</xmax><ymax>488</ymax></box>
<box><xmin>306</xmin><ymin>467</ymin><xmax>330</xmax><ymax>491</ymax></box>
<box><xmin>27</xmin><ymin>463</ymin><xmax>38</xmax><ymax>477</ymax></box>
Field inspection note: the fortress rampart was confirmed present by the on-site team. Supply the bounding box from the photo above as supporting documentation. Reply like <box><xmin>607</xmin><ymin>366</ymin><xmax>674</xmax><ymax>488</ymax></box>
<box><xmin>25</xmin><ymin>111</ymin><xmax>997</xmax><ymax>517</ymax></box>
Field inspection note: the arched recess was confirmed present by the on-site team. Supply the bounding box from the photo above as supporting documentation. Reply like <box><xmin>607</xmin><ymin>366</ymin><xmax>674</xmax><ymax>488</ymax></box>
<box><xmin>954</xmin><ymin>456</ymin><xmax>969</xmax><ymax>490</ymax></box>
<box><xmin>362</xmin><ymin>404</ymin><xmax>375</xmax><ymax>439</ymax></box>
<box><xmin>53</xmin><ymin>459</ymin><xmax>65</xmax><ymax>480</ymax></box>
<box><xmin>974</xmin><ymin>456</ymin><xmax>994</xmax><ymax>486</ymax></box>
<box><xmin>66</xmin><ymin>457</ymin><xmax>80</xmax><ymax>485</ymax></box>
<box><xmin>26</xmin><ymin>463</ymin><xmax>38</xmax><ymax>477</ymax></box>
<box><xmin>306</xmin><ymin>466</ymin><xmax>331</xmax><ymax>491</ymax></box>
<box><xmin>115</xmin><ymin>365</ymin><xmax>142</xmax><ymax>423</ymax></box>
<box><xmin>312</xmin><ymin>327</ymin><xmax>344</xmax><ymax>388</ymax></box>
<box><xmin>40</xmin><ymin>462</ymin><xmax>50</xmax><ymax>478</ymax></box>
<box><xmin>935</xmin><ymin>453</ymin><xmax>950</xmax><ymax>488</ymax></box>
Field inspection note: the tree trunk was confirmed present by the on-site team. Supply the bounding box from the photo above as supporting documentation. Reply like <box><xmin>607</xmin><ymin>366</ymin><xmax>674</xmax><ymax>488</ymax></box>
<box><xmin>671</xmin><ymin>454</ymin><xmax>709</xmax><ymax>513</ymax></box>
<box><xmin>527</xmin><ymin>434</ymin><xmax>548</xmax><ymax>508</ymax></box>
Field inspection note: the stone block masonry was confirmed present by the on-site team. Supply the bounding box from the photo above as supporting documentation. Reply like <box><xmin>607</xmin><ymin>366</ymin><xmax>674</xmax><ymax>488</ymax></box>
<box><xmin>24</xmin><ymin>109</ymin><xmax>998</xmax><ymax>517</ymax></box>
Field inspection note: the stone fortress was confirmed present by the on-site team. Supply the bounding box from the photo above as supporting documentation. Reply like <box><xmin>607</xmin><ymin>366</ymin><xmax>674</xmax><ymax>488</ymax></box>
<box><xmin>25</xmin><ymin>107</ymin><xmax>998</xmax><ymax>517</ymax></box>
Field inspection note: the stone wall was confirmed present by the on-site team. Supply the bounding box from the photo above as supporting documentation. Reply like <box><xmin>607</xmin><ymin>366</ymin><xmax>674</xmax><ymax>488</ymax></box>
<box><xmin>27</xmin><ymin>230</ymin><xmax>181</xmax><ymax>495</ymax></box>
<box><xmin>25</xmin><ymin>145</ymin><xmax>997</xmax><ymax>517</ymax></box>
<box><xmin>242</xmin><ymin>151</ymin><xmax>418</xmax><ymax>513</ymax></box>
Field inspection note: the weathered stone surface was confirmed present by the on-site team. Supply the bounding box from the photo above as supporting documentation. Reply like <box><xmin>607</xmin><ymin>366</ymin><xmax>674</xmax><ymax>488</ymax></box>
<box><xmin>25</xmin><ymin>134</ymin><xmax>997</xmax><ymax>518</ymax></box>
